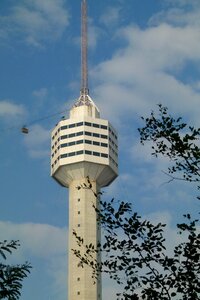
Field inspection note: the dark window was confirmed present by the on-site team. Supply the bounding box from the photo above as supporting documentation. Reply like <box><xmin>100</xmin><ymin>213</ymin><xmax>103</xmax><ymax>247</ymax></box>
<box><xmin>101</xmin><ymin>143</ymin><xmax>108</xmax><ymax>147</ymax></box>
<box><xmin>78</xmin><ymin>211</ymin><xmax>80</xmax><ymax>214</ymax></box>
<box><xmin>69</xmin><ymin>133</ymin><xmax>76</xmax><ymax>138</ymax></box>
<box><xmin>61</xmin><ymin>143</ymin><xmax>68</xmax><ymax>148</ymax></box>
<box><xmin>61</xmin><ymin>135</ymin><xmax>68</xmax><ymax>140</ymax></box>
<box><xmin>85</xmin><ymin>140</ymin><xmax>92</xmax><ymax>144</ymax></box>
<box><xmin>77</xmin><ymin>122</ymin><xmax>83</xmax><ymax>127</ymax></box>
<box><xmin>93</xmin><ymin>152</ymin><xmax>100</xmax><ymax>156</ymax></box>
<box><xmin>85</xmin><ymin>131</ymin><xmax>91</xmax><ymax>136</ymax></box>
<box><xmin>85</xmin><ymin>150</ymin><xmax>92</xmax><ymax>155</ymax></box>
<box><xmin>77</xmin><ymin>277</ymin><xmax>80</xmax><ymax>281</ymax></box>
<box><xmin>77</xmin><ymin>150</ymin><xmax>83</xmax><ymax>155</ymax></box>
<box><xmin>69</xmin><ymin>123</ymin><xmax>75</xmax><ymax>128</ymax></box>
<box><xmin>93</xmin><ymin>123</ymin><xmax>99</xmax><ymax>128</ymax></box>
<box><xmin>68</xmin><ymin>152</ymin><xmax>75</xmax><ymax>156</ymax></box>
<box><xmin>101</xmin><ymin>134</ymin><xmax>107</xmax><ymax>139</ymax></box>
<box><xmin>76</xmin><ymin>140</ymin><xmax>83</xmax><ymax>144</ymax></box>
<box><xmin>93</xmin><ymin>133</ymin><xmax>100</xmax><ymax>138</ymax></box>
<box><xmin>93</xmin><ymin>141</ymin><xmax>100</xmax><ymax>146</ymax></box>
<box><xmin>78</xmin><ymin>198</ymin><xmax>80</xmax><ymax>202</ymax></box>
<box><xmin>101</xmin><ymin>125</ymin><xmax>107</xmax><ymax>130</ymax></box>
<box><xmin>61</xmin><ymin>125</ymin><xmax>68</xmax><ymax>130</ymax></box>
<box><xmin>78</xmin><ymin>224</ymin><xmax>80</xmax><ymax>227</ymax></box>
<box><xmin>61</xmin><ymin>153</ymin><xmax>68</xmax><ymax>158</ymax></box>
<box><xmin>69</xmin><ymin>141</ymin><xmax>75</xmax><ymax>146</ymax></box>
<box><xmin>77</xmin><ymin>292</ymin><xmax>80</xmax><ymax>295</ymax></box>
<box><xmin>85</xmin><ymin>122</ymin><xmax>91</xmax><ymax>126</ymax></box>
<box><xmin>76</xmin><ymin>131</ymin><xmax>83</xmax><ymax>136</ymax></box>
<box><xmin>101</xmin><ymin>153</ymin><xmax>108</xmax><ymax>158</ymax></box>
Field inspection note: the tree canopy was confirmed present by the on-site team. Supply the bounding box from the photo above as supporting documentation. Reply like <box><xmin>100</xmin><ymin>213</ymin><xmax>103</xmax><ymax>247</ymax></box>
<box><xmin>0</xmin><ymin>240</ymin><xmax>31</xmax><ymax>300</ymax></box>
<box><xmin>72</xmin><ymin>105</ymin><xmax>200</xmax><ymax>300</ymax></box>
<box><xmin>139</xmin><ymin>104</ymin><xmax>200</xmax><ymax>198</ymax></box>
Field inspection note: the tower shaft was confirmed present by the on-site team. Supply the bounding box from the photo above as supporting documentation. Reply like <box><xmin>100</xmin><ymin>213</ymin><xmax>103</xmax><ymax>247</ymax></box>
<box><xmin>81</xmin><ymin>0</ymin><xmax>89</xmax><ymax>96</ymax></box>
<box><xmin>68</xmin><ymin>178</ymin><xmax>101</xmax><ymax>300</ymax></box>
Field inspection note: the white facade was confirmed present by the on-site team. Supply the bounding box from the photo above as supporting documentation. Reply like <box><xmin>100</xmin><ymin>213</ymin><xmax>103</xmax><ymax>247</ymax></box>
<box><xmin>51</xmin><ymin>95</ymin><xmax>118</xmax><ymax>300</ymax></box>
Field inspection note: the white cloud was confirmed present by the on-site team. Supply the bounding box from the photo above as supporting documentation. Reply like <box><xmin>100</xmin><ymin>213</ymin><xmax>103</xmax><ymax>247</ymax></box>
<box><xmin>47</xmin><ymin>255</ymin><xmax>67</xmax><ymax>300</ymax></box>
<box><xmin>192</xmin><ymin>80</ymin><xmax>200</xmax><ymax>91</ymax></box>
<box><xmin>24</xmin><ymin>124</ymin><xmax>50</xmax><ymax>147</ymax></box>
<box><xmin>0</xmin><ymin>0</ymin><xmax>69</xmax><ymax>47</ymax></box>
<box><xmin>88</xmin><ymin>23</ymin><xmax>101</xmax><ymax>49</ymax></box>
<box><xmin>165</xmin><ymin>0</ymin><xmax>200</xmax><ymax>8</ymax></box>
<box><xmin>92</xmin><ymin>22</ymin><xmax>200</xmax><ymax>125</ymax></box>
<box><xmin>0</xmin><ymin>100</ymin><xmax>27</xmax><ymax>129</ymax></box>
<box><xmin>32</xmin><ymin>87</ymin><xmax>48</xmax><ymax>100</ymax></box>
<box><xmin>95</xmin><ymin>24</ymin><xmax>200</xmax><ymax>77</ymax></box>
<box><xmin>73</xmin><ymin>20</ymin><xmax>101</xmax><ymax>50</ymax></box>
<box><xmin>32</xmin><ymin>88</ymin><xmax>49</xmax><ymax>110</ymax></box>
<box><xmin>150</xmin><ymin>8</ymin><xmax>200</xmax><ymax>27</ymax></box>
<box><xmin>0</xmin><ymin>100</ymin><xmax>25</xmax><ymax>118</ymax></box>
<box><xmin>0</xmin><ymin>221</ymin><xmax>67</xmax><ymax>300</ymax></box>
<box><xmin>23</xmin><ymin>124</ymin><xmax>50</xmax><ymax>158</ymax></box>
<box><xmin>0</xmin><ymin>221</ymin><xmax>67</xmax><ymax>259</ymax></box>
<box><xmin>150</xmin><ymin>0</ymin><xmax>200</xmax><ymax>27</ymax></box>
<box><xmin>100</xmin><ymin>6</ymin><xmax>121</xmax><ymax>27</ymax></box>
<box><xmin>92</xmin><ymin>4</ymin><xmax>200</xmax><ymax>211</ymax></box>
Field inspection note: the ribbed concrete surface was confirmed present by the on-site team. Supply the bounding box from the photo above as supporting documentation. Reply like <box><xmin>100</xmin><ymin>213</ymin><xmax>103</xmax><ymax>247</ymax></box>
<box><xmin>68</xmin><ymin>178</ymin><xmax>101</xmax><ymax>300</ymax></box>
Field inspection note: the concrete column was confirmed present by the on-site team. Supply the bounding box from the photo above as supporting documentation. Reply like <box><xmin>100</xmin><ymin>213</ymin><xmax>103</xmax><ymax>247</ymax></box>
<box><xmin>68</xmin><ymin>178</ymin><xmax>101</xmax><ymax>300</ymax></box>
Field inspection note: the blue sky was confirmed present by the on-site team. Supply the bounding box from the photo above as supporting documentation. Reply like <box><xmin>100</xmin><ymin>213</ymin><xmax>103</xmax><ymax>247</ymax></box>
<box><xmin>0</xmin><ymin>0</ymin><xmax>200</xmax><ymax>299</ymax></box>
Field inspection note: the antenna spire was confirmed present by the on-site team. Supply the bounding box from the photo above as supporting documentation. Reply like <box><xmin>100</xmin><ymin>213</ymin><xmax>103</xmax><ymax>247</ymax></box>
<box><xmin>81</xmin><ymin>0</ymin><xmax>89</xmax><ymax>96</ymax></box>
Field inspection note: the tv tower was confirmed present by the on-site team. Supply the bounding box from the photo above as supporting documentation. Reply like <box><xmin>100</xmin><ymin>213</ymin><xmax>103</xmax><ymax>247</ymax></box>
<box><xmin>51</xmin><ymin>1</ymin><xmax>118</xmax><ymax>299</ymax></box>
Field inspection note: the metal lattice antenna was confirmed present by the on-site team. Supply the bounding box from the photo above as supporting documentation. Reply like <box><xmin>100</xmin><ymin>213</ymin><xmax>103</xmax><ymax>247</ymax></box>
<box><xmin>81</xmin><ymin>0</ymin><xmax>89</xmax><ymax>96</ymax></box>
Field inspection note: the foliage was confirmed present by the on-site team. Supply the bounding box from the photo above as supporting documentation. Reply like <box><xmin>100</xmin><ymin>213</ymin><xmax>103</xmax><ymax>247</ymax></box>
<box><xmin>72</xmin><ymin>106</ymin><xmax>200</xmax><ymax>300</ymax></box>
<box><xmin>73</xmin><ymin>196</ymin><xmax>200</xmax><ymax>300</ymax></box>
<box><xmin>139</xmin><ymin>104</ymin><xmax>200</xmax><ymax>198</ymax></box>
<box><xmin>0</xmin><ymin>240</ymin><xmax>31</xmax><ymax>300</ymax></box>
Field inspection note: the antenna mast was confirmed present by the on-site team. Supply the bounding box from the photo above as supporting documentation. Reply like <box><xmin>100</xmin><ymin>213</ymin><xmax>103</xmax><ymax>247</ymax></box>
<box><xmin>81</xmin><ymin>0</ymin><xmax>89</xmax><ymax>96</ymax></box>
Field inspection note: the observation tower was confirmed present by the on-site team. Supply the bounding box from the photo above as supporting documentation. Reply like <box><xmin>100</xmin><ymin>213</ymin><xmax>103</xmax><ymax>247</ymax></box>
<box><xmin>51</xmin><ymin>1</ymin><xmax>118</xmax><ymax>299</ymax></box>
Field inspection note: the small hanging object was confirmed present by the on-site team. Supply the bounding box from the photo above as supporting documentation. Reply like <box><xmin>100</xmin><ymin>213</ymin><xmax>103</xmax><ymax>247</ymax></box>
<box><xmin>21</xmin><ymin>126</ymin><xmax>29</xmax><ymax>134</ymax></box>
